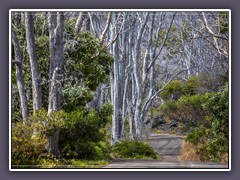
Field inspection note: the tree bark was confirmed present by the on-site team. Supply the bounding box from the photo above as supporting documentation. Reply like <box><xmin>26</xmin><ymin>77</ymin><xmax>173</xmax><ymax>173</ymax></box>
<box><xmin>75</xmin><ymin>12</ymin><xmax>86</xmax><ymax>34</ymax></box>
<box><xmin>47</xmin><ymin>12</ymin><xmax>64</xmax><ymax>157</ymax></box>
<box><xmin>48</xmin><ymin>12</ymin><xmax>64</xmax><ymax>115</ymax></box>
<box><xmin>25</xmin><ymin>12</ymin><xmax>42</xmax><ymax>112</ymax></box>
<box><xmin>12</xmin><ymin>30</ymin><xmax>29</xmax><ymax>120</ymax></box>
<box><xmin>111</xmin><ymin>14</ymin><xmax>122</xmax><ymax>145</ymax></box>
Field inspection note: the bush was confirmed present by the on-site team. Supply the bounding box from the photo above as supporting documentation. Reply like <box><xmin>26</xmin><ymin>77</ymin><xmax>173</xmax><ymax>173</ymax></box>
<box><xmin>160</xmin><ymin>76</ymin><xmax>200</xmax><ymax>101</ymax></box>
<box><xmin>12</xmin><ymin>109</ymin><xmax>66</xmax><ymax>167</ymax></box>
<box><xmin>161</xmin><ymin>80</ymin><xmax>183</xmax><ymax>101</ymax></box>
<box><xmin>159</xmin><ymin>100</ymin><xmax>178</xmax><ymax>121</ymax></box>
<box><xmin>186</xmin><ymin>84</ymin><xmax>229</xmax><ymax>162</ymax></box>
<box><xmin>62</xmin><ymin>85</ymin><xmax>94</xmax><ymax>112</ymax></box>
<box><xmin>12</xmin><ymin>119</ymin><xmax>47</xmax><ymax>166</ymax></box>
<box><xmin>160</xmin><ymin>93</ymin><xmax>210</xmax><ymax>127</ymax></box>
<box><xmin>12</xmin><ymin>104</ymin><xmax>113</xmax><ymax>167</ymax></box>
<box><xmin>154</xmin><ymin>129</ymin><xmax>164</xmax><ymax>134</ymax></box>
<box><xmin>59</xmin><ymin>103</ymin><xmax>112</xmax><ymax>160</ymax></box>
<box><xmin>112</xmin><ymin>140</ymin><xmax>157</xmax><ymax>159</ymax></box>
<box><xmin>64</xmin><ymin>31</ymin><xmax>114</xmax><ymax>91</ymax></box>
<box><xmin>182</xmin><ymin>76</ymin><xmax>199</xmax><ymax>95</ymax></box>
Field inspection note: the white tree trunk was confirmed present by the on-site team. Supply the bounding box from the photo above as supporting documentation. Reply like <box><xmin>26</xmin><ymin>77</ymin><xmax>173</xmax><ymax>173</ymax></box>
<box><xmin>47</xmin><ymin>12</ymin><xmax>64</xmax><ymax>156</ymax></box>
<box><xmin>48</xmin><ymin>12</ymin><xmax>64</xmax><ymax>114</ymax></box>
<box><xmin>25</xmin><ymin>12</ymin><xmax>42</xmax><ymax>112</ymax></box>
<box><xmin>111</xmin><ymin>14</ymin><xmax>122</xmax><ymax>144</ymax></box>
<box><xmin>12</xmin><ymin>30</ymin><xmax>29</xmax><ymax>120</ymax></box>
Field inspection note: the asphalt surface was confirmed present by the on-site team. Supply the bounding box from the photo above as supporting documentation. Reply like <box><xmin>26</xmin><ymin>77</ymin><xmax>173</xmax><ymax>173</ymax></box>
<box><xmin>103</xmin><ymin>158</ymin><xmax>228</xmax><ymax>168</ymax></box>
<box><xmin>104</xmin><ymin>133</ymin><xmax>229</xmax><ymax>169</ymax></box>
<box><xmin>148</xmin><ymin>133</ymin><xmax>185</xmax><ymax>161</ymax></box>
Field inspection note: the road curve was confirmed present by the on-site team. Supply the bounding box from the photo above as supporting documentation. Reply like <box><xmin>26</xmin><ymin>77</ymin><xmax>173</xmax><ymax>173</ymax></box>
<box><xmin>104</xmin><ymin>133</ymin><xmax>228</xmax><ymax>169</ymax></box>
<box><xmin>148</xmin><ymin>133</ymin><xmax>185</xmax><ymax>161</ymax></box>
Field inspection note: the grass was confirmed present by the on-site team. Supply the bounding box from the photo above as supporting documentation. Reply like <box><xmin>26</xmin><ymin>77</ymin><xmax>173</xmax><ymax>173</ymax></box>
<box><xmin>178</xmin><ymin>141</ymin><xmax>201</xmax><ymax>162</ymax></box>
<box><xmin>168</xmin><ymin>129</ymin><xmax>176</xmax><ymax>134</ymax></box>
<box><xmin>178</xmin><ymin>140</ymin><xmax>228</xmax><ymax>163</ymax></box>
<box><xmin>12</xmin><ymin>159</ymin><xmax>109</xmax><ymax>169</ymax></box>
<box><xmin>154</xmin><ymin>129</ymin><xmax>164</xmax><ymax>134</ymax></box>
<box><xmin>66</xmin><ymin>159</ymin><xmax>109</xmax><ymax>168</ymax></box>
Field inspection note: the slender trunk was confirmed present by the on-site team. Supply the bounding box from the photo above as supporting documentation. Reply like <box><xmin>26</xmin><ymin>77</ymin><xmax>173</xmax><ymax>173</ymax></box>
<box><xmin>75</xmin><ymin>12</ymin><xmax>86</xmax><ymax>34</ymax></box>
<box><xmin>12</xmin><ymin>30</ymin><xmax>29</xmax><ymax>120</ymax></box>
<box><xmin>132</xmin><ymin>13</ymin><xmax>149</xmax><ymax>138</ymax></box>
<box><xmin>25</xmin><ymin>12</ymin><xmax>42</xmax><ymax>112</ymax></box>
<box><xmin>48</xmin><ymin>12</ymin><xmax>64</xmax><ymax>114</ymax></box>
<box><xmin>111</xmin><ymin>22</ymin><xmax>121</xmax><ymax>144</ymax></box>
<box><xmin>48</xmin><ymin>67</ymin><xmax>60</xmax><ymax>114</ymax></box>
<box><xmin>47</xmin><ymin>12</ymin><xmax>64</xmax><ymax>157</ymax></box>
<box><xmin>111</xmin><ymin>14</ymin><xmax>124</xmax><ymax>144</ymax></box>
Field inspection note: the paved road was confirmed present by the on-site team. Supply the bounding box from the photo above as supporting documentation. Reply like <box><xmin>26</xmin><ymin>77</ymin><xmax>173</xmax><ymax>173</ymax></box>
<box><xmin>148</xmin><ymin>133</ymin><xmax>185</xmax><ymax>161</ymax></box>
<box><xmin>104</xmin><ymin>158</ymin><xmax>228</xmax><ymax>168</ymax></box>
<box><xmin>104</xmin><ymin>133</ymin><xmax>228</xmax><ymax>169</ymax></box>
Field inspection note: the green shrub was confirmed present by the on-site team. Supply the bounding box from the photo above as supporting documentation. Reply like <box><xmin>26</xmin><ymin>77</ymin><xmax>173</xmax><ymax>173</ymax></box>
<box><xmin>204</xmin><ymin>84</ymin><xmax>228</xmax><ymax>161</ymax></box>
<box><xmin>182</xmin><ymin>76</ymin><xmax>199</xmax><ymax>95</ymax></box>
<box><xmin>159</xmin><ymin>100</ymin><xmax>178</xmax><ymax>121</ymax></box>
<box><xmin>168</xmin><ymin>129</ymin><xmax>176</xmax><ymax>134</ymax></box>
<box><xmin>12</xmin><ymin>119</ymin><xmax>47</xmax><ymax>166</ymax></box>
<box><xmin>38</xmin><ymin>158</ymin><xmax>61</xmax><ymax>168</ymax></box>
<box><xmin>12</xmin><ymin>103</ymin><xmax>113</xmax><ymax>167</ymax></box>
<box><xmin>30</xmin><ymin>109</ymin><xmax>65</xmax><ymax>136</ymax></box>
<box><xmin>161</xmin><ymin>80</ymin><xmax>183</xmax><ymax>100</ymax></box>
<box><xmin>154</xmin><ymin>129</ymin><xmax>164</xmax><ymax>134</ymax></box>
<box><xmin>186</xmin><ymin>84</ymin><xmax>229</xmax><ymax>162</ymax></box>
<box><xmin>177</xmin><ymin>94</ymin><xmax>210</xmax><ymax>127</ymax></box>
<box><xmin>160</xmin><ymin>76</ymin><xmax>200</xmax><ymax>101</ymax></box>
<box><xmin>160</xmin><ymin>94</ymin><xmax>210</xmax><ymax>127</ymax></box>
<box><xmin>12</xmin><ymin>109</ymin><xmax>67</xmax><ymax>167</ymax></box>
<box><xmin>64</xmin><ymin>31</ymin><xmax>114</xmax><ymax>91</ymax></box>
<box><xmin>62</xmin><ymin>85</ymin><xmax>94</xmax><ymax>112</ymax></box>
<box><xmin>59</xmin><ymin>103</ymin><xmax>112</xmax><ymax>160</ymax></box>
<box><xmin>112</xmin><ymin>140</ymin><xmax>157</xmax><ymax>159</ymax></box>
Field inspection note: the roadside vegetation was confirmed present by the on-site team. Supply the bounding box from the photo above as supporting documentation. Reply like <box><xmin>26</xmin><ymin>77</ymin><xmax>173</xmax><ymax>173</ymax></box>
<box><xmin>152</xmin><ymin>74</ymin><xmax>228</xmax><ymax>162</ymax></box>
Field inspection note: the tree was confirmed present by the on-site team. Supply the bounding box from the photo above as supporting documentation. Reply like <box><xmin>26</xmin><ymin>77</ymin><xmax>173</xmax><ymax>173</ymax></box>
<box><xmin>25</xmin><ymin>12</ymin><xmax>42</xmax><ymax>112</ymax></box>
<box><xmin>48</xmin><ymin>12</ymin><xmax>64</xmax><ymax>115</ymax></box>
<box><xmin>199</xmin><ymin>12</ymin><xmax>228</xmax><ymax>59</ymax></box>
<box><xmin>45</xmin><ymin>12</ymin><xmax>64</xmax><ymax>156</ymax></box>
<box><xmin>12</xmin><ymin>30</ymin><xmax>29</xmax><ymax>120</ymax></box>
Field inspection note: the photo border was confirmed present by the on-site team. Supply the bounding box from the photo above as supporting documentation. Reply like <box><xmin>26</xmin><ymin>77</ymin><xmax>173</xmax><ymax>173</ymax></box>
<box><xmin>9</xmin><ymin>8</ymin><xmax>231</xmax><ymax>172</ymax></box>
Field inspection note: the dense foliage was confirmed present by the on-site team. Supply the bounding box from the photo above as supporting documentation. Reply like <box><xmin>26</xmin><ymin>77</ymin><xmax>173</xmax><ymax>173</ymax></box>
<box><xmin>12</xmin><ymin>103</ymin><xmax>113</xmax><ymax>167</ymax></box>
<box><xmin>59</xmin><ymin>103</ymin><xmax>112</xmax><ymax>160</ymax></box>
<box><xmin>186</xmin><ymin>84</ymin><xmax>228</xmax><ymax>162</ymax></box>
<box><xmin>159</xmin><ymin>74</ymin><xmax>228</xmax><ymax>162</ymax></box>
<box><xmin>11</xmin><ymin>15</ymin><xmax>115</xmax><ymax>167</ymax></box>
<box><xmin>160</xmin><ymin>93</ymin><xmax>210</xmax><ymax>127</ymax></box>
<box><xmin>12</xmin><ymin>118</ymin><xmax>47</xmax><ymax>166</ymax></box>
<box><xmin>64</xmin><ymin>31</ymin><xmax>113</xmax><ymax>91</ymax></box>
<box><xmin>112</xmin><ymin>140</ymin><xmax>158</xmax><ymax>159</ymax></box>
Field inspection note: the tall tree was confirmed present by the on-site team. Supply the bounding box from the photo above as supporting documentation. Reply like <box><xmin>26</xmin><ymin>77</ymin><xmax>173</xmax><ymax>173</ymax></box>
<box><xmin>110</xmin><ymin>13</ymin><xmax>123</xmax><ymax>144</ymax></box>
<box><xmin>12</xmin><ymin>30</ymin><xmax>29</xmax><ymax>120</ymax></box>
<box><xmin>199</xmin><ymin>12</ymin><xmax>228</xmax><ymax>58</ymax></box>
<box><xmin>25</xmin><ymin>12</ymin><xmax>42</xmax><ymax>112</ymax></box>
<box><xmin>46</xmin><ymin>12</ymin><xmax>64</xmax><ymax>156</ymax></box>
<box><xmin>48</xmin><ymin>12</ymin><xmax>64</xmax><ymax>115</ymax></box>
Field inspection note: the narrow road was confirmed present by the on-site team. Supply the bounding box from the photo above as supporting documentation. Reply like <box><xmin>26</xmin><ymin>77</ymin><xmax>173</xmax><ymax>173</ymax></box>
<box><xmin>104</xmin><ymin>133</ymin><xmax>228</xmax><ymax>169</ymax></box>
<box><xmin>148</xmin><ymin>133</ymin><xmax>184</xmax><ymax>161</ymax></box>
